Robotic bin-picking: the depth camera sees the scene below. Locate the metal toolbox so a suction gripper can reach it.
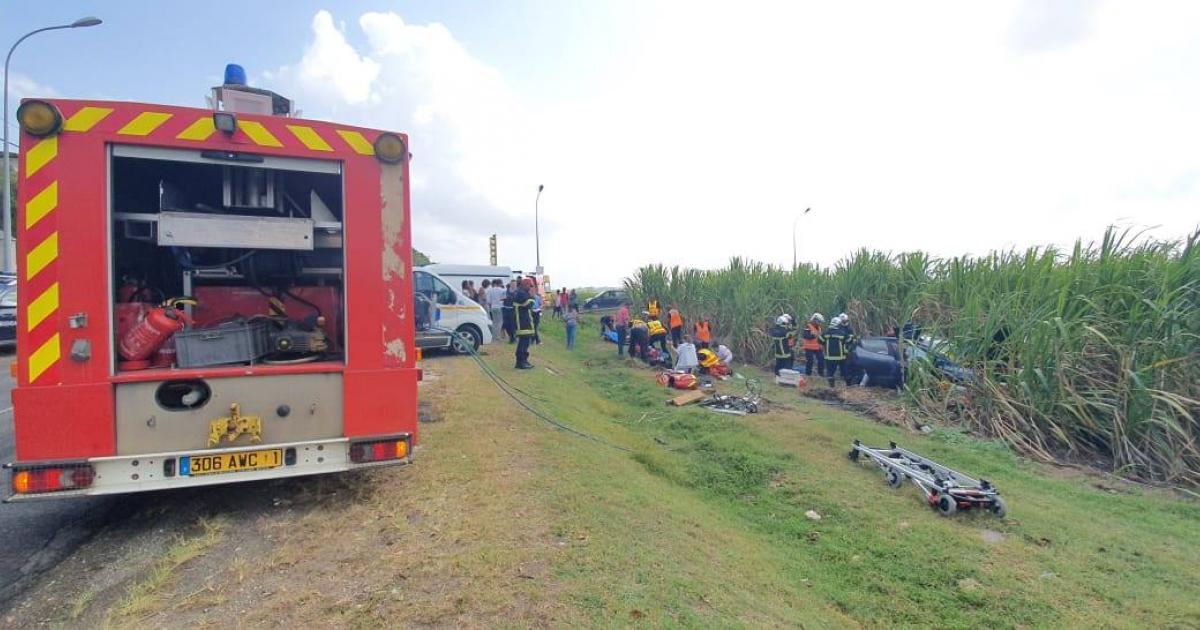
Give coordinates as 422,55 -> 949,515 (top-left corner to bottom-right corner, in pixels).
174,321 -> 271,368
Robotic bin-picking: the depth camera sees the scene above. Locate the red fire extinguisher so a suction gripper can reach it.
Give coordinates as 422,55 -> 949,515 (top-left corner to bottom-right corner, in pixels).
118,298 -> 196,362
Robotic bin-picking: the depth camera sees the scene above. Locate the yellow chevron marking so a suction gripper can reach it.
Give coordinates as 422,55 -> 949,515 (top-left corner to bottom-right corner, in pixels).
25,136 -> 57,178
25,232 -> 58,281
287,125 -> 333,151
25,181 -> 58,229
117,112 -> 173,136
176,117 -> 217,141
26,282 -> 59,332
28,333 -> 61,383
239,120 -> 283,147
63,106 -> 114,132
336,130 -> 375,155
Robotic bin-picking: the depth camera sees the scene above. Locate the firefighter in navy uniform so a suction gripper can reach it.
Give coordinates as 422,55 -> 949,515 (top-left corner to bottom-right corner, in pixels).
769,314 -> 796,375
513,279 -> 537,369
628,314 -> 651,361
820,314 -> 856,387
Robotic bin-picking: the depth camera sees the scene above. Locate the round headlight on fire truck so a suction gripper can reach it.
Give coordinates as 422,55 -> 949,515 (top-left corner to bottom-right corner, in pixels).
16,100 -> 64,137
373,132 -> 407,164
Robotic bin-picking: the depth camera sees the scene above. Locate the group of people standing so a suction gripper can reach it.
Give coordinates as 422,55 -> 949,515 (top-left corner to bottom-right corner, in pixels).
605,298 -> 732,376
464,278 -> 588,368
769,312 -> 857,387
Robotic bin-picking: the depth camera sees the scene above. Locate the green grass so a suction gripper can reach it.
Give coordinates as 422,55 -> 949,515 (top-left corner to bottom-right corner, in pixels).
496,315 -> 1200,628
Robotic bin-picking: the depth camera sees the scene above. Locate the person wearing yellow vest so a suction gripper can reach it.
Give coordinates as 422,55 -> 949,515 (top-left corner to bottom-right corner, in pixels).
647,298 -> 661,320
693,316 -> 713,348
646,315 -> 670,355
628,315 -> 650,361
697,345 -> 732,377
667,306 -> 685,345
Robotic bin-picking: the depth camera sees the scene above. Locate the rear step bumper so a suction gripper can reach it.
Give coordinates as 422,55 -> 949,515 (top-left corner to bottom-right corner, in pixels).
5,436 -> 411,502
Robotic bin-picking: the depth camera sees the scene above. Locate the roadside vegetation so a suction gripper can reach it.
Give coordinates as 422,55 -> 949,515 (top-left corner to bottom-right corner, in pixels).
626,228 -> 1200,488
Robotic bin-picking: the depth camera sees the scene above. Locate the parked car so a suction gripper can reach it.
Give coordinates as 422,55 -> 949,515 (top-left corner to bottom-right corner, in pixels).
583,289 -> 628,310
0,280 -> 16,348
851,336 -> 972,388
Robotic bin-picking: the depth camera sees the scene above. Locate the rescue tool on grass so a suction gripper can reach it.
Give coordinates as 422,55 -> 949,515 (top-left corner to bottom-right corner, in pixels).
848,440 -> 1007,517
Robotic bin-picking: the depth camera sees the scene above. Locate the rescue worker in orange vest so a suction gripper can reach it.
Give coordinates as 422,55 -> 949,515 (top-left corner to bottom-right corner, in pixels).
769,314 -> 796,375
667,306 -> 685,346
801,312 -> 825,377
646,315 -> 670,355
693,316 -> 713,348
513,279 -> 537,369
647,298 -> 661,320
820,314 -> 856,387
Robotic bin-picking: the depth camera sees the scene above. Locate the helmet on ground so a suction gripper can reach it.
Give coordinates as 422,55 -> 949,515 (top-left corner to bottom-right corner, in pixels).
810,313 -> 825,324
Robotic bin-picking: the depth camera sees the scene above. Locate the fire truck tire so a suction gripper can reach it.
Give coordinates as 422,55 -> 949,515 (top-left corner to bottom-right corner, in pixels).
455,324 -> 483,353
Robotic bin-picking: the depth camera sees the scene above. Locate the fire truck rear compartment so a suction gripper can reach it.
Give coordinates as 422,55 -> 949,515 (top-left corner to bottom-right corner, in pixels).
109,145 -> 346,373
114,373 -> 343,455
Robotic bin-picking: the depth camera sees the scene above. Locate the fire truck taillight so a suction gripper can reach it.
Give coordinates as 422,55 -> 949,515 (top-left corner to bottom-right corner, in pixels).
16,100 -> 64,137
349,437 -> 410,464
373,133 -> 407,164
11,464 -> 96,495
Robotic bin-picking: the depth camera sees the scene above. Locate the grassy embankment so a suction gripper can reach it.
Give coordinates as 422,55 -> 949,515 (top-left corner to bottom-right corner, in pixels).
60,315 -> 1200,629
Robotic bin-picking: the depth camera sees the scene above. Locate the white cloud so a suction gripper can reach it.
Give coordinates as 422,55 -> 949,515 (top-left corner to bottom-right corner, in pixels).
268,4 -> 1200,287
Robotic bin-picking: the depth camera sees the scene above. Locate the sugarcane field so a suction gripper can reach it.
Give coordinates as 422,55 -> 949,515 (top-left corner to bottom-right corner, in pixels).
2,3 -> 1200,629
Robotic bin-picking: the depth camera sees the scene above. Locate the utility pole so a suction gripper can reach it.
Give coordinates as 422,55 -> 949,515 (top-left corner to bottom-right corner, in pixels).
793,207 -> 811,269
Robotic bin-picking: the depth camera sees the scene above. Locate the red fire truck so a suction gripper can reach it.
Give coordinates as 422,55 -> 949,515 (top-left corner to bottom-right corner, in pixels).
6,80 -> 419,499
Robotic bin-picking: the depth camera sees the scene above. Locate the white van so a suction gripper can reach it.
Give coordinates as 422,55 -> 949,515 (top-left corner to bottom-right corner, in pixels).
419,264 -> 514,293
413,268 -> 494,352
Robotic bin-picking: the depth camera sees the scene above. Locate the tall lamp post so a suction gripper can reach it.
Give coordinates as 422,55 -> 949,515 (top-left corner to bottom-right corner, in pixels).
3,16 -> 103,273
534,184 -> 544,273
792,207 -> 811,269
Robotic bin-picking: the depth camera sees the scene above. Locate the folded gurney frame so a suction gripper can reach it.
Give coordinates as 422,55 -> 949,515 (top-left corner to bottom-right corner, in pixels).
848,440 -> 1007,518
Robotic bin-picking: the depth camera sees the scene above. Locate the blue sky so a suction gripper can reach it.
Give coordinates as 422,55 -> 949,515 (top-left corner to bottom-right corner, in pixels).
5,1 -> 1199,286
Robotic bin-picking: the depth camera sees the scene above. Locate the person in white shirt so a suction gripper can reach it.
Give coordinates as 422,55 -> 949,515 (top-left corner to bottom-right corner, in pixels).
674,336 -> 699,372
484,279 -> 508,341
716,342 -> 733,365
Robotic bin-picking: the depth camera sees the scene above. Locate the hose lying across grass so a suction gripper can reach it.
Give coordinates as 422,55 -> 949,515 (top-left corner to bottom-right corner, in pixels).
433,326 -> 632,453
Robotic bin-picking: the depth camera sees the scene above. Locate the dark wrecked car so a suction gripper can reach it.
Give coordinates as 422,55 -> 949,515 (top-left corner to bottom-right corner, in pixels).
851,336 -> 972,388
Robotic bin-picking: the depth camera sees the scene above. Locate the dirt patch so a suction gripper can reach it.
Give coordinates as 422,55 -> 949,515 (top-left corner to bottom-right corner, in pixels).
801,386 -> 915,428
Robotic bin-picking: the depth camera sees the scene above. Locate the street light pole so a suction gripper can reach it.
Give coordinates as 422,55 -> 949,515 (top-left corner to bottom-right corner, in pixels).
3,16 -> 103,273
793,207 -> 811,269
534,184 -> 544,272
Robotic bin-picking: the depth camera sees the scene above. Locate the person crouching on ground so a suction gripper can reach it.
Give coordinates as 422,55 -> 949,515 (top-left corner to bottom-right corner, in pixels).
646,314 -> 670,355
674,334 -> 699,372
565,304 -> 580,350
715,340 -> 733,366
801,312 -> 825,377
697,345 -> 731,376
628,314 -> 650,361
668,305 -> 685,346
513,279 -> 537,368
820,314 -> 856,387
769,314 -> 796,375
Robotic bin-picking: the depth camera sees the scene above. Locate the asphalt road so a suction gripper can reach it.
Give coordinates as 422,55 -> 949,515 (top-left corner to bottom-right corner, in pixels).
0,352 -> 121,606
